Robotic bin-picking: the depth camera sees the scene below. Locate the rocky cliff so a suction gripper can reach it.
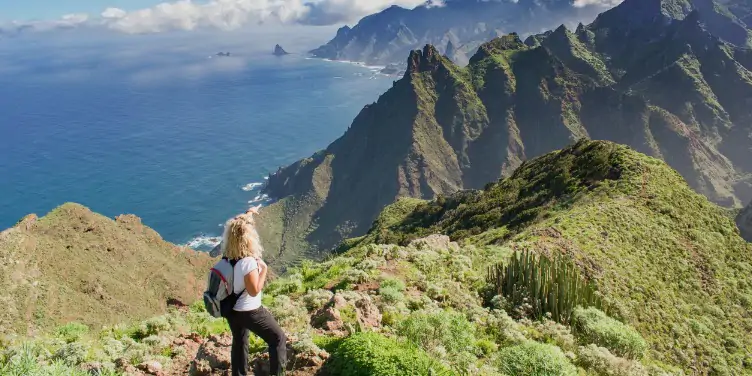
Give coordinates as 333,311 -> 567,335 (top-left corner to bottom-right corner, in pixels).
260,0 -> 752,265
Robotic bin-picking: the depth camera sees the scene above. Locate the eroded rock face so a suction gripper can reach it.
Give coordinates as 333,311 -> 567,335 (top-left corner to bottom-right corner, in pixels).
189,334 -> 232,376
738,203 -> 752,242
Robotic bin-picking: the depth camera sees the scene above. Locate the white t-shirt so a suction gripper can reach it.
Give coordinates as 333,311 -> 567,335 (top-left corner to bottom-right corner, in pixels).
233,257 -> 262,311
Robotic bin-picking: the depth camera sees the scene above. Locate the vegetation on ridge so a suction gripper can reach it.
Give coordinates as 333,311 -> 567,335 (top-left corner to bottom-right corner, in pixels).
5,140 -> 750,376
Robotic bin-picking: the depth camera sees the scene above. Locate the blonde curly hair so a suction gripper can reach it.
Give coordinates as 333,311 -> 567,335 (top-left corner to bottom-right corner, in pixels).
221,213 -> 263,260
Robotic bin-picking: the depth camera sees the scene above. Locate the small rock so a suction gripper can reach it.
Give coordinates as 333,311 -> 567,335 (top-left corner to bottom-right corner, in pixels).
80,362 -> 105,375
182,332 -> 203,343
137,361 -> 163,375
114,357 -> 130,369
311,307 -> 344,333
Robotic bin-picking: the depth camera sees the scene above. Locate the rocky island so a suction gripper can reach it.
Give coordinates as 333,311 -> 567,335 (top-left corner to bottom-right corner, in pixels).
273,44 -> 289,56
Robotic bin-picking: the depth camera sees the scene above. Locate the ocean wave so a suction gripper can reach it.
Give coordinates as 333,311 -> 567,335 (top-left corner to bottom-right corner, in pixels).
249,193 -> 271,205
241,182 -> 264,191
185,235 -> 221,250
315,57 -> 386,72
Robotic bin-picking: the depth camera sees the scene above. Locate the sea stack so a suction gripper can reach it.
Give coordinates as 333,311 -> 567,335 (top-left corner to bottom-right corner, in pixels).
273,44 -> 290,56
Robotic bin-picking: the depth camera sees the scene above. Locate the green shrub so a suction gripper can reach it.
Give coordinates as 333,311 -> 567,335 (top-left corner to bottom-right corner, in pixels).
378,286 -> 405,304
130,316 -> 172,339
101,338 -> 125,358
52,342 -> 89,366
266,273 -> 304,295
571,307 -> 647,359
397,310 -> 476,355
0,343 -> 97,376
576,344 -> 648,376
496,341 -> 577,376
268,295 -> 308,332
55,323 -> 90,343
189,300 -> 206,313
342,269 -> 370,285
380,277 -> 406,291
302,289 -> 334,311
323,332 -> 451,376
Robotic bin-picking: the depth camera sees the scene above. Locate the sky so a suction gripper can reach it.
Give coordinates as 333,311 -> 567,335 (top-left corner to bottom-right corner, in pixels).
0,0 -> 622,36
0,0 -> 160,21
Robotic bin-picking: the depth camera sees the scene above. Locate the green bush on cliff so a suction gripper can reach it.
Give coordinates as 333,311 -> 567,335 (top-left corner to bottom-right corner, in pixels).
55,323 -> 90,344
323,332 -> 451,376
397,310 -> 477,356
571,307 -> 647,359
496,341 -> 577,376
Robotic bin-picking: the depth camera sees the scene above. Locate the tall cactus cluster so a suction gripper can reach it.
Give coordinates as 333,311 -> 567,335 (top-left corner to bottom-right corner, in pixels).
488,250 -> 604,324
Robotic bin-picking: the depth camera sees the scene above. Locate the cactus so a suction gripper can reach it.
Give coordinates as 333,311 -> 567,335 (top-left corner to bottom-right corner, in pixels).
488,250 -> 604,324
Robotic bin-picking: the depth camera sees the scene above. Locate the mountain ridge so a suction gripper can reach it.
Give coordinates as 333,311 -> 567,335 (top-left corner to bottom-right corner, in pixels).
260,0 -> 752,265
0,203 -> 213,336
311,0 -> 752,66
309,0 -> 613,66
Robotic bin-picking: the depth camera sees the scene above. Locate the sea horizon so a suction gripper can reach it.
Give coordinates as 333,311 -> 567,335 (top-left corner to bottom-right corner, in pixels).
0,28 -> 395,250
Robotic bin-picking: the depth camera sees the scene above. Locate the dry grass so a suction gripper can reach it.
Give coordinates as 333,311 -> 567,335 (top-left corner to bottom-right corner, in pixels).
0,203 -> 214,337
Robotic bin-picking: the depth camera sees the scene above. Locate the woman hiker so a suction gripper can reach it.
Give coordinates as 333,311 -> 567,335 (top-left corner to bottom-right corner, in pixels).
221,206 -> 287,376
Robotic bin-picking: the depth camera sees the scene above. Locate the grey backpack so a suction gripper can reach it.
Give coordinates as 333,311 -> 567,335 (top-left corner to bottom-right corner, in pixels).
203,258 -> 237,318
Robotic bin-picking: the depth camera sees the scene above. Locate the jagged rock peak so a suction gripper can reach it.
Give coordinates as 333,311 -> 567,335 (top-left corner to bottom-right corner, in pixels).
554,24 -> 569,34
406,44 -> 445,75
471,33 -> 526,62
336,25 -> 351,37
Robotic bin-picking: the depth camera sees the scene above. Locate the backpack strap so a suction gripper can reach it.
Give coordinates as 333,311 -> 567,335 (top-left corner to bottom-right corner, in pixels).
210,267 -> 232,295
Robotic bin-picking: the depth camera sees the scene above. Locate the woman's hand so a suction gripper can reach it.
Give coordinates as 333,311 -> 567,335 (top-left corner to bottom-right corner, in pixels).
246,205 -> 261,216
256,258 -> 268,271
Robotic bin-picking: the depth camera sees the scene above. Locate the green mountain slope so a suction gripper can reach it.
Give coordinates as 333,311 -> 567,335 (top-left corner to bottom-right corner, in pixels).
0,203 -> 213,336
260,0 -> 752,266
355,140 -> 752,374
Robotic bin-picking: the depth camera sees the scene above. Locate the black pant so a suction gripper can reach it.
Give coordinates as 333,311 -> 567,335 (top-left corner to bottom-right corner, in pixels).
227,307 -> 287,376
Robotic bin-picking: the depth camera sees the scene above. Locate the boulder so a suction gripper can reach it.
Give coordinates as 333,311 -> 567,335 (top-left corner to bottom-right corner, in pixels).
137,360 -> 163,375
189,334 -> 232,375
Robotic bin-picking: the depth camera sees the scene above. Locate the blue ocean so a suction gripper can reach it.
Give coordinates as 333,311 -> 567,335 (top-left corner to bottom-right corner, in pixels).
0,27 -> 394,250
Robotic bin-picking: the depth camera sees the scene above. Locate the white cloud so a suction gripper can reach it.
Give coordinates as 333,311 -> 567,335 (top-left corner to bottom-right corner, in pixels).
96,0 -> 430,34
573,0 -> 623,8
